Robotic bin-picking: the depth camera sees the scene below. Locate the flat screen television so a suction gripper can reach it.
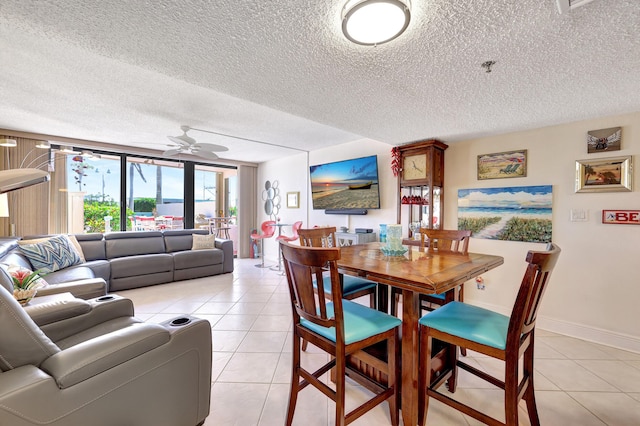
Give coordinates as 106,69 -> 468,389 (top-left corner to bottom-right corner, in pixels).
309,155 -> 381,211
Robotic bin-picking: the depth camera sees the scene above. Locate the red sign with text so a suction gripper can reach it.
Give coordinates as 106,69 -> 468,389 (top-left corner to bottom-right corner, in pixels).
602,210 -> 640,225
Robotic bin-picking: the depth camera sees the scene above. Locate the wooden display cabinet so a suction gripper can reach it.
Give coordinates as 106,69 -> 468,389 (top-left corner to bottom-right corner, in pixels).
396,139 -> 448,242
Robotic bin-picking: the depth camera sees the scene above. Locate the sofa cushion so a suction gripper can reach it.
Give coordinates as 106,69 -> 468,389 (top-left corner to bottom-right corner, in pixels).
66,235 -> 86,262
105,231 -> 165,259
18,235 -> 83,274
163,229 -> 209,252
42,264 -> 97,284
109,254 -> 173,279
74,233 -> 106,260
173,249 -> 223,270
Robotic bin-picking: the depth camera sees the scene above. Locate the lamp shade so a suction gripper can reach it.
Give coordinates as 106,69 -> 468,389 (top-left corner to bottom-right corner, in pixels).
0,169 -> 50,194
0,138 -> 17,147
342,0 -> 411,45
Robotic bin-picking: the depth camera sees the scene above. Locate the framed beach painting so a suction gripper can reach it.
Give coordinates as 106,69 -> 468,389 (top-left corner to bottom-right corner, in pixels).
458,185 -> 552,243
575,156 -> 632,193
477,150 -> 527,180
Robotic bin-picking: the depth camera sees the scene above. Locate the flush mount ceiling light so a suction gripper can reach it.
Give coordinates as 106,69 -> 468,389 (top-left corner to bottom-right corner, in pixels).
342,0 -> 411,46
35,140 -> 51,149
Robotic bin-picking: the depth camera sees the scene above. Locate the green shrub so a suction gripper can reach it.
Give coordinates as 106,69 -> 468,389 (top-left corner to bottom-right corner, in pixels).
134,197 -> 156,213
84,201 -> 134,232
497,217 -> 552,243
458,216 -> 501,234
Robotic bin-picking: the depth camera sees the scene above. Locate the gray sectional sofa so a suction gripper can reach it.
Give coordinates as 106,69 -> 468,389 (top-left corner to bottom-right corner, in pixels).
0,229 -> 234,298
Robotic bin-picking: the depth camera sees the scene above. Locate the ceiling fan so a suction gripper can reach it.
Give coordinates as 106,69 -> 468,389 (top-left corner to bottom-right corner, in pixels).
164,125 -> 229,160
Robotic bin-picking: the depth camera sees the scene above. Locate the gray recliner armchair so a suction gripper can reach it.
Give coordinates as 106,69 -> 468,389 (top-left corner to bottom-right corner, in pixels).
0,268 -> 212,426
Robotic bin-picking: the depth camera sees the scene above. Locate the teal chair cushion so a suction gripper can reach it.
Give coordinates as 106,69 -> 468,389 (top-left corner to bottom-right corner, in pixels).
419,301 -> 509,350
319,275 -> 377,296
301,300 -> 401,345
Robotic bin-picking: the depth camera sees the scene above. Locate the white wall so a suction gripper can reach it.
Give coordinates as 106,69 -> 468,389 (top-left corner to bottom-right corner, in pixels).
257,139 -> 396,261
259,112 -> 640,352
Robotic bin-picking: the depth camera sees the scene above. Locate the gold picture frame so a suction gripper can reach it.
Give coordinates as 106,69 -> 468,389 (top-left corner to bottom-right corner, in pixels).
575,156 -> 633,193
286,191 -> 300,208
477,149 -> 527,180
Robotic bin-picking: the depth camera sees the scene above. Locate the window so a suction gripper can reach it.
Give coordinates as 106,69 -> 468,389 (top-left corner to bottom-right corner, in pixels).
127,158 -> 184,231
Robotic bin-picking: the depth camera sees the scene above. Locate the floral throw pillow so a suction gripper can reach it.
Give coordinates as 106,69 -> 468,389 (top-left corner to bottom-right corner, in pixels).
18,235 -> 83,273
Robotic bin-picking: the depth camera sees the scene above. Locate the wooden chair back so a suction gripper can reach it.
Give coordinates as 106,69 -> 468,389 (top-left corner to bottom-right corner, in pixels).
280,241 -> 344,336
298,226 -> 338,248
508,242 -> 561,346
419,229 -> 471,254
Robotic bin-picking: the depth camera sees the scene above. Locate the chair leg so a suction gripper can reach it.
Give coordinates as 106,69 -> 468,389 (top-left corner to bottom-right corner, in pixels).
418,329 -> 433,426
334,347 -> 347,426
286,334 -> 301,426
390,288 -> 400,317
388,330 -> 399,426
504,356 -> 520,426
523,341 -> 541,426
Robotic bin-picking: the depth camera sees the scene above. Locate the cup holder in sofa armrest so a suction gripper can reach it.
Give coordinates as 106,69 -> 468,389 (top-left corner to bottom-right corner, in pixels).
169,317 -> 192,326
96,295 -> 116,302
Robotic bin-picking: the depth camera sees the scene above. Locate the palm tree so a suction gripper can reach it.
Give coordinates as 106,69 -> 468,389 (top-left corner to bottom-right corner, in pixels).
584,165 -> 595,184
155,165 -> 163,205
128,163 -> 146,210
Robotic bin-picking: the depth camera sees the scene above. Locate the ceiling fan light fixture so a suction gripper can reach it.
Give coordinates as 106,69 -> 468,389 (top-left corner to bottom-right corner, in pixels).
342,0 -> 411,46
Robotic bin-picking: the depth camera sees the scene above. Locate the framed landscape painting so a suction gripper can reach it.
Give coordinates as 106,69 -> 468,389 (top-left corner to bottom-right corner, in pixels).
458,185 -> 552,243
477,150 -> 527,180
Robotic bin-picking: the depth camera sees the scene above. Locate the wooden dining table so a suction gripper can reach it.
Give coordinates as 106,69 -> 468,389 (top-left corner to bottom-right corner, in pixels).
337,242 -> 504,426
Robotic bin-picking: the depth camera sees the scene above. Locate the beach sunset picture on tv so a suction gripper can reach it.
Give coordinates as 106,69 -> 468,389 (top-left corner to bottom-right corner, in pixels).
309,155 -> 381,210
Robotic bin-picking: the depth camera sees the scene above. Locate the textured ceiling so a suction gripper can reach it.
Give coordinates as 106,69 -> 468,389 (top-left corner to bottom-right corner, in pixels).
0,0 -> 639,163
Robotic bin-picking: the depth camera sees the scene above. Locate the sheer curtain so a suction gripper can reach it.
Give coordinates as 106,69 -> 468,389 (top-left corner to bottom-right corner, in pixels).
236,164 -> 257,258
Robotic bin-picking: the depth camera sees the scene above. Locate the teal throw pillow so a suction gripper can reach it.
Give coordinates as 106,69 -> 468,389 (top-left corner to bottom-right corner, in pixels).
18,235 -> 83,274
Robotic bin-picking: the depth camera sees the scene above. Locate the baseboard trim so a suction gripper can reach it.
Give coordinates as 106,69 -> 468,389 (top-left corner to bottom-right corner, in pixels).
474,301 -> 640,354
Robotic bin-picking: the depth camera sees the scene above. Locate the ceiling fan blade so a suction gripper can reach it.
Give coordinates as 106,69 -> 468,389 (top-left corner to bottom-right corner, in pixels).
168,133 -> 196,146
193,142 -> 229,152
163,148 -> 183,156
195,150 -> 219,160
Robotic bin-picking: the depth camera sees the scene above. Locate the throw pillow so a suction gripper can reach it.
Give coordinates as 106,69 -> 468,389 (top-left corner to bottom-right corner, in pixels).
18,235 -> 83,273
192,233 -> 216,250
65,235 -> 86,262
19,235 -> 86,264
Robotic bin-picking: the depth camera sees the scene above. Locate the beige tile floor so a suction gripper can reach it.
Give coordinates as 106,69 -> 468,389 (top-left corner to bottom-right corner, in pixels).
117,258 -> 640,426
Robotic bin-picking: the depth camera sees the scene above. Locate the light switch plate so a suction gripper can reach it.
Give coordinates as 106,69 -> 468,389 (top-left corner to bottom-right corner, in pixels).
570,209 -> 588,222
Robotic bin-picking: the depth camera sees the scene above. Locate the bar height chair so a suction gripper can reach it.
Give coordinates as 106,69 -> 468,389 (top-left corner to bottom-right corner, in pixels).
418,243 -> 561,426
273,220 -> 303,272
280,241 -> 401,426
298,226 -> 379,351
250,220 -> 276,268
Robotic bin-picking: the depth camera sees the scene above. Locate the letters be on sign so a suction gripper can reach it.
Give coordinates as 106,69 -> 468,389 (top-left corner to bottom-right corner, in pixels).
602,210 -> 640,225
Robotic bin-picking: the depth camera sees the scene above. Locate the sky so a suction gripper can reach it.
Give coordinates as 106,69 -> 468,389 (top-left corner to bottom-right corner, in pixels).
66,157 -> 233,202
